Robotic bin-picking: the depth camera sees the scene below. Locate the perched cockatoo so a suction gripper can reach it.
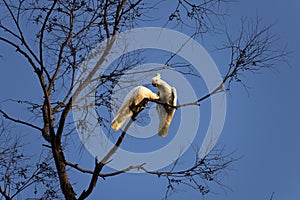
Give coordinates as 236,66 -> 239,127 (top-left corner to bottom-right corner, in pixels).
152,74 -> 177,137
111,86 -> 159,131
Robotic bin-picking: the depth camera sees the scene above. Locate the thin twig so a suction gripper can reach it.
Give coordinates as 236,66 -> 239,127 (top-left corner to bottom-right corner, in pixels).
0,109 -> 42,131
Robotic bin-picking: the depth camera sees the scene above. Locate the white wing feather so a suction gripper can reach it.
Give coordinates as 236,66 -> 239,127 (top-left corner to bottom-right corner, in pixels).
111,86 -> 159,131
157,85 -> 177,137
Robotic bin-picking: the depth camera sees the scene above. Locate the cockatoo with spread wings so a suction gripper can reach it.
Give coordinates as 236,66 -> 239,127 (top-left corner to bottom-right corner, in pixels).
152,74 -> 177,137
111,86 -> 159,131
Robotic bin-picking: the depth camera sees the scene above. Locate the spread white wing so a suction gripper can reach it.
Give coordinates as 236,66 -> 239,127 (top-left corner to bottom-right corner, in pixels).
111,86 -> 159,131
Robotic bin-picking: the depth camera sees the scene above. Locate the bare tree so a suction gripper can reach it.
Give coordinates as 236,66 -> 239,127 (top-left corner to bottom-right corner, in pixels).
0,0 -> 287,199
0,119 -> 60,200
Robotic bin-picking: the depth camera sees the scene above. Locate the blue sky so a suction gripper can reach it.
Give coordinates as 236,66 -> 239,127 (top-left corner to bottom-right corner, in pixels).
82,1 -> 300,199
0,0 -> 300,200
215,1 -> 300,199
87,1 -> 300,199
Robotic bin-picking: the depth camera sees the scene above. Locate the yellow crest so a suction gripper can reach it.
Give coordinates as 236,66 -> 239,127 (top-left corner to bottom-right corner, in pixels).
155,73 -> 161,79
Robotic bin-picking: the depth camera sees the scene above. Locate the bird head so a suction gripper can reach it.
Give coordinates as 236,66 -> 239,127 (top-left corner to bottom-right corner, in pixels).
151,73 -> 161,87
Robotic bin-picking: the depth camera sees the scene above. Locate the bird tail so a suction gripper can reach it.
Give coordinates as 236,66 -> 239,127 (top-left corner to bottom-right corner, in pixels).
158,123 -> 170,137
157,109 -> 175,137
111,107 -> 132,131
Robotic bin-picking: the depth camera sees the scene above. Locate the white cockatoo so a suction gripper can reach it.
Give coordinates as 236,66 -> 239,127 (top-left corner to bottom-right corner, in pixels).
152,74 -> 177,137
111,86 -> 159,131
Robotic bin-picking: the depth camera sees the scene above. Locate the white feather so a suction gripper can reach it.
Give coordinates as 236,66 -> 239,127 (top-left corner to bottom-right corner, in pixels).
152,76 -> 177,137
111,86 -> 159,131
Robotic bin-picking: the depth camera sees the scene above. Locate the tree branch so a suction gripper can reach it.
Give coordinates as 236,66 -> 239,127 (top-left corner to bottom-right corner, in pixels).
65,161 -> 146,179
0,109 -> 42,131
0,186 -> 11,200
2,0 -> 41,65
78,118 -> 133,200
39,0 -> 57,82
47,2 -> 74,95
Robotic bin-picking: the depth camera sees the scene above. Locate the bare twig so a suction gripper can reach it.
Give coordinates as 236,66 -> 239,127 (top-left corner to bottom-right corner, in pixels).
0,109 -> 42,131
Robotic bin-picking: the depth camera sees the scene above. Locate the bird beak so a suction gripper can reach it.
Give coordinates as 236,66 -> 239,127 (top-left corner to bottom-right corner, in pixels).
152,83 -> 158,87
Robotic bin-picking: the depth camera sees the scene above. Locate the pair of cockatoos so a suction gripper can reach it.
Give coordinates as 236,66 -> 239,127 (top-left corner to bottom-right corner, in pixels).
111,74 -> 177,137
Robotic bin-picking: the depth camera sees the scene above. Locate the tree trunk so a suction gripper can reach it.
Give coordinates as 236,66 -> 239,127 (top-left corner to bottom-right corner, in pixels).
52,142 -> 77,200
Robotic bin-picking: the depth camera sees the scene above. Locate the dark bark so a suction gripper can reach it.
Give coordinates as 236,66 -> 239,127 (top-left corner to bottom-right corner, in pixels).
52,140 -> 77,200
